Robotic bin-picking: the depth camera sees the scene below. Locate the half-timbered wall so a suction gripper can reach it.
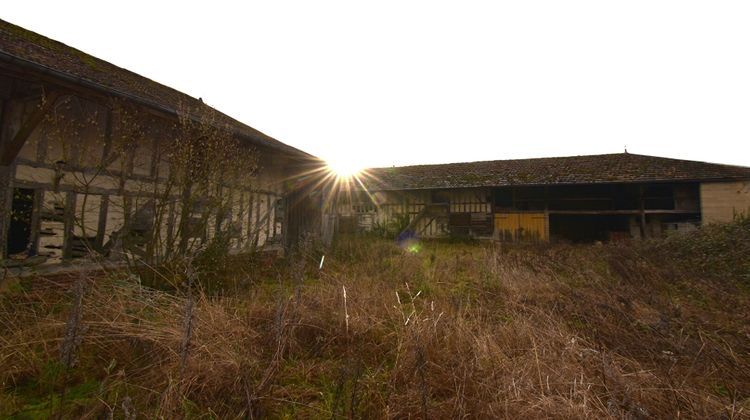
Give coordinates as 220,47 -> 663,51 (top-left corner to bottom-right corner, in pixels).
332,188 -> 493,238
0,74 -> 293,265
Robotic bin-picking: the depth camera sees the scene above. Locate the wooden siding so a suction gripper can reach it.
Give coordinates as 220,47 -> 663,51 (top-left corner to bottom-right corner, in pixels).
494,212 -> 548,242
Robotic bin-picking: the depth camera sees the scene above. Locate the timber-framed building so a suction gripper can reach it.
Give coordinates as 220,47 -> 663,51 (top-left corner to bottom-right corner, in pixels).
334,153 -> 750,242
0,19 -> 322,268
3,18 -> 750,268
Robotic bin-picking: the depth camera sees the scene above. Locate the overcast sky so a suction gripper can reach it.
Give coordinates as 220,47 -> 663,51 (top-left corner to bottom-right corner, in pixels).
4,1 -> 750,169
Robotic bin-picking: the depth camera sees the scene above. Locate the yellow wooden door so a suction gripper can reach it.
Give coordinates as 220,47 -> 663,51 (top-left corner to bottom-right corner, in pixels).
518,213 -> 547,241
494,213 -> 516,241
494,212 -> 548,242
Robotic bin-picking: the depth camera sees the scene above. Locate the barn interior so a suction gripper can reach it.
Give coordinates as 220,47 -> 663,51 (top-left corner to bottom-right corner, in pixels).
492,183 -> 701,242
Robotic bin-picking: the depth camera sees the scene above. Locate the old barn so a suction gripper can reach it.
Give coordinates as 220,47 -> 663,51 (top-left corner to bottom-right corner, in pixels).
3,18 -> 750,268
0,19 -> 322,268
333,153 -> 750,242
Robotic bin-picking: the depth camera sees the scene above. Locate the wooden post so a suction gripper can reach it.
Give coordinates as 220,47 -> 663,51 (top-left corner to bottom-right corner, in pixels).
62,191 -> 77,260
95,194 -> 109,251
250,191 -> 255,248
639,185 -> 646,239
272,194 -> 280,238
0,96 -> 11,259
266,193 -> 272,240
253,192 -> 260,248
544,186 -> 550,242
0,165 -> 11,258
30,188 -> 43,254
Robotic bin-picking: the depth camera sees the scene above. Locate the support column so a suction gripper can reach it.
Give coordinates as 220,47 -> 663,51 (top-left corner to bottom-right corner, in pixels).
0,165 -> 12,258
0,95 -> 11,259
95,194 -> 109,251
266,193 -> 272,240
544,186 -> 550,242
639,185 -> 646,239
62,191 -> 77,260
30,188 -> 43,255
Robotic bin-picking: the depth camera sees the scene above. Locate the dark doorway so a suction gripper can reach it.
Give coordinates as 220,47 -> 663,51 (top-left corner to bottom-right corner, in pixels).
7,188 -> 35,255
284,189 -> 322,249
550,214 -> 631,243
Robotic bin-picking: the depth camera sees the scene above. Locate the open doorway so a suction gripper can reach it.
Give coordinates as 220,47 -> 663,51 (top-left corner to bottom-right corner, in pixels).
549,214 -> 631,243
7,188 -> 36,256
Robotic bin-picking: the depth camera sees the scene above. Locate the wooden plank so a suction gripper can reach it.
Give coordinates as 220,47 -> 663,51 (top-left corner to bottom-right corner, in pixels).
494,213 -> 515,241
548,210 -> 640,215
495,212 -> 548,242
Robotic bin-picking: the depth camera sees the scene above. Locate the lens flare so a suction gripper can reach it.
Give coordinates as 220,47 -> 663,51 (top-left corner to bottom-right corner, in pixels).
327,160 -> 363,179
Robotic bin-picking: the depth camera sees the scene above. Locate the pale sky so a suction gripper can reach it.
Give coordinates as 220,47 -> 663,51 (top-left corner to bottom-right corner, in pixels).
4,1 -> 750,169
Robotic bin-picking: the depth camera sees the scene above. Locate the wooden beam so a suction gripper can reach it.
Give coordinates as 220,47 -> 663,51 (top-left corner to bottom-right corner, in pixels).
0,93 -> 14,258
29,188 -> 43,255
95,195 -> 109,250
549,210 -> 640,215
0,165 -> 11,258
0,90 -> 62,165
247,191 -> 254,249
547,209 -> 696,215
544,186 -> 550,242
639,185 -> 646,239
252,193 -> 260,249
62,191 -> 76,260
266,193 -> 272,240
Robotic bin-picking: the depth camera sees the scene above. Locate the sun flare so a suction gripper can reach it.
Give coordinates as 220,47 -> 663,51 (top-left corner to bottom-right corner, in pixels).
326,159 -> 364,179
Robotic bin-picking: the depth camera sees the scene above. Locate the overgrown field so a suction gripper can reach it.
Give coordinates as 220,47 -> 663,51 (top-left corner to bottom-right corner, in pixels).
1,219 -> 749,418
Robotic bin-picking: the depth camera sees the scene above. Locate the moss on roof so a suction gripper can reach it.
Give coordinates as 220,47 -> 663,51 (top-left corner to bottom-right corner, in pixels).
362,153 -> 750,191
0,19 -> 311,157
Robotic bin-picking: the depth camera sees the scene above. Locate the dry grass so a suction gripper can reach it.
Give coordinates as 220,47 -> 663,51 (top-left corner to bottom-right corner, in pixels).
1,221 -> 749,418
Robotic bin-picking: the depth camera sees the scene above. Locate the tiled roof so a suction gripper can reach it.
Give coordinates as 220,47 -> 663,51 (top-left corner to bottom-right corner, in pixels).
0,19 -> 311,157
363,153 -> 750,191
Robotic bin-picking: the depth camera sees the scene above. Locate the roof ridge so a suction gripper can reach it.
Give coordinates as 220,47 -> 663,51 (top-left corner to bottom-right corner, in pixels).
369,153 -> 750,172
363,153 -> 750,191
369,152 -> 628,171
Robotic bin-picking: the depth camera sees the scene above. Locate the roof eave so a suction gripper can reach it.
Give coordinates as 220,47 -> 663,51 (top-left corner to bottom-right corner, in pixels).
0,50 -> 314,159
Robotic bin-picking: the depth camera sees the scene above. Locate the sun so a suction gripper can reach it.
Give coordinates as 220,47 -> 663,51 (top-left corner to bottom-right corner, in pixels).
326,159 -> 364,179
